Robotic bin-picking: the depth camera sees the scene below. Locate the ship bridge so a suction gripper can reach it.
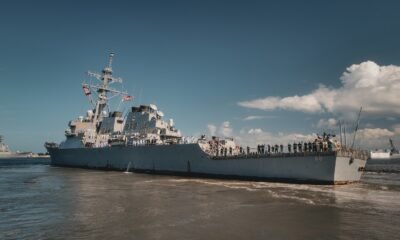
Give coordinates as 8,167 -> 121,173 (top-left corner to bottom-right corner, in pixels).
123,104 -> 182,144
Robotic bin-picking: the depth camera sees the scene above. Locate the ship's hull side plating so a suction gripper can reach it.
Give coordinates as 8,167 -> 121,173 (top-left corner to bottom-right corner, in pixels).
48,144 -> 366,184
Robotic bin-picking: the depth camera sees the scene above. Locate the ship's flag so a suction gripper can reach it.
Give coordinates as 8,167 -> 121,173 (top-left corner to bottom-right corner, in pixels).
123,95 -> 133,101
83,85 -> 91,96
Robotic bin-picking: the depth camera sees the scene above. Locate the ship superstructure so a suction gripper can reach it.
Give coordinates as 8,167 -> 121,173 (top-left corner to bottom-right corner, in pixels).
0,135 -> 10,153
370,138 -> 400,159
0,135 -> 32,158
61,53 -> 128,149
46,54 -> 369,184
59,53 -> 182,150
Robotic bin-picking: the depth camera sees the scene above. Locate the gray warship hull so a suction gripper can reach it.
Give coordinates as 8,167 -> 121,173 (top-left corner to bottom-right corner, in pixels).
47,144 -> 367,184
0,152 -> 32,159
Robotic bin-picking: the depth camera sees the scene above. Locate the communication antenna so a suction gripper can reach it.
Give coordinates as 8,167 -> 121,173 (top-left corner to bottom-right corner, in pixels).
351,107 -> 363,149
108,52 -> 114,69
339,120 -> 343,146
343,123 -> 347,148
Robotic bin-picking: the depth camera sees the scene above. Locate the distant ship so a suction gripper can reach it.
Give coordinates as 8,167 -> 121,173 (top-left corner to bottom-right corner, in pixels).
0,135 -> 32,158
45,54 -> 369,184
370,138 -> 400,159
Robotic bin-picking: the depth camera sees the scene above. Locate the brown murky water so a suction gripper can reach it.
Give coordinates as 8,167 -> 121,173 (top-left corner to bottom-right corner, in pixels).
1,160 -> 399,240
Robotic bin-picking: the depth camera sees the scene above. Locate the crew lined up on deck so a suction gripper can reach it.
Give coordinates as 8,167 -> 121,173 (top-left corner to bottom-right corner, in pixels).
250,133 -> 336,155
216,141 -> 334,157
253,141 -> 333,154
210,132 -> 337,157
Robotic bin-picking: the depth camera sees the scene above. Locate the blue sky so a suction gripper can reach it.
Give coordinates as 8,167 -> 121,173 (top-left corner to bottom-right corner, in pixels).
1,0 -> 400,152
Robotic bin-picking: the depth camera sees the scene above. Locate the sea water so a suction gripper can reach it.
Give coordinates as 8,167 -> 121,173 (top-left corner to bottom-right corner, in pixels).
0,159 -> 399,240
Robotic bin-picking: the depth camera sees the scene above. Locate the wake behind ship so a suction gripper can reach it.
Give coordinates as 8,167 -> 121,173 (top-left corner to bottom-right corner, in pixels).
45,54 -> 369,184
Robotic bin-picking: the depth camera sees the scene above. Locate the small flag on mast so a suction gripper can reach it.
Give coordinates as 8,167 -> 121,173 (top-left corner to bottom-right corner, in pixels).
82,84 -> 91,96
123,95 -> 133,101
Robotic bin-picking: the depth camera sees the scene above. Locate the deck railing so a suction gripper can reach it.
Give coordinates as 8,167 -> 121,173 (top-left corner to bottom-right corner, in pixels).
211,149 -> 370,160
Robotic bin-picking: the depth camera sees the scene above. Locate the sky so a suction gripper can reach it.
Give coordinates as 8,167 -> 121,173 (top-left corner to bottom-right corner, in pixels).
1,0 -> 400,152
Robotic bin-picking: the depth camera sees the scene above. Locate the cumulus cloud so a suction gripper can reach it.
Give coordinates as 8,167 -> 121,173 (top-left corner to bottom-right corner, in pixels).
238,61 -> 400,116
358,128 -> 395,139
220,121 -> 233,137
316,118 -> 338,129
393,124 -> 400,134
207,124 -> 217,136
208,122 -> 234,137
356,128 -> 399,149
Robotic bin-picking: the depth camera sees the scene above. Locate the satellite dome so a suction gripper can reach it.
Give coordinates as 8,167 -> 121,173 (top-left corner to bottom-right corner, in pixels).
157,111 -> 164,117
149,104 -> 158,111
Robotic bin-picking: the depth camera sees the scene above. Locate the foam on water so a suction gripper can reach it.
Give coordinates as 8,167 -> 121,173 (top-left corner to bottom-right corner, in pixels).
152,173 -> 400,210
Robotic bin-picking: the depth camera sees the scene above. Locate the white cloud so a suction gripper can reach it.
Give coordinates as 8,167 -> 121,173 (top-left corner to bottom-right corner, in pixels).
393,124 -> 400,134
243,115 -> 278,121
239,95 -> 322,113
248,128 -> 263,135
243,116 -> 265,121
316,118 -> 338,129
238,61 -> 400,116
358,128 -> 395,139
208,122 -> 233,137
356,128 -> 398,149
207,124 -> 217,136
221,121 -> 233,137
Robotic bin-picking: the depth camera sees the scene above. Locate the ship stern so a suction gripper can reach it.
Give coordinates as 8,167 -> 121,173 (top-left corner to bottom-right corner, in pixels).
333,151 -> 368,184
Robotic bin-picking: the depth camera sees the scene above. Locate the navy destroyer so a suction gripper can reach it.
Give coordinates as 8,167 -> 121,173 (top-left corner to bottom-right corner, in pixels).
0,135 -> 32,158
45,54 -> 369,184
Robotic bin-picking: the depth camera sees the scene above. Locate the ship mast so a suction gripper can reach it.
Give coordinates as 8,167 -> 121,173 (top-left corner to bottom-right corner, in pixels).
351,107 -> 362,149
85,53 -> 128,131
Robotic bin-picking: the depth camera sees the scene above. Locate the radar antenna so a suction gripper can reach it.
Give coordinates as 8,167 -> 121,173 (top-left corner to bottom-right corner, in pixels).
82,53 -> 129,129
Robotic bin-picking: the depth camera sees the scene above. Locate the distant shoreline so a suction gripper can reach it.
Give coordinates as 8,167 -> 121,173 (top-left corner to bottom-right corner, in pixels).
0,157 -> 50,165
